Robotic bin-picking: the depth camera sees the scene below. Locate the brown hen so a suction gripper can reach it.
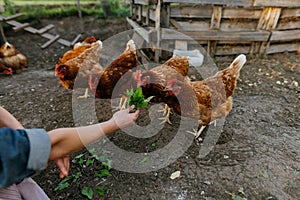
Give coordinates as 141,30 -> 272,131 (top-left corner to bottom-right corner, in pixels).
0,42 -> 27,74
89,40 -> 138,109
55,37 -> 103,98
165,54 -> 246,139
137,56 -> 190,123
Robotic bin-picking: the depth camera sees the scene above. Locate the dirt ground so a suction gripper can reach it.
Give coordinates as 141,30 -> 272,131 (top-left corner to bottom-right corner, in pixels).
0,16 -> 299,200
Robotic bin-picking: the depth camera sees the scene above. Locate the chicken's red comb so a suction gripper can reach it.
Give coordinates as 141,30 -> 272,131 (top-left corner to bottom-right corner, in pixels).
4,68 -> 13,75
55,64 -> 59,73
167,78 -> 177,87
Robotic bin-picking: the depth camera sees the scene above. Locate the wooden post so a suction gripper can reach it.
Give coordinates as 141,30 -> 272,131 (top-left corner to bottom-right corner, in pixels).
208,5 -> 222,57
251,7 -> 281,56
137,5 -> 142,22
0,24 -> 7,44
77,0 -> 82,19
144,5 -> 149,26
258,7 -> 281,56
154,0 -> 161,62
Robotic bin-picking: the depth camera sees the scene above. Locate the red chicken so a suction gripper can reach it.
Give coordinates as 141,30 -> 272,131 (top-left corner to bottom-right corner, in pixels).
165,54 -> 246,139
137,56 -> 190,123
89,39 -> 138,109
0,42 -> 27,74
55,37 -> 103,98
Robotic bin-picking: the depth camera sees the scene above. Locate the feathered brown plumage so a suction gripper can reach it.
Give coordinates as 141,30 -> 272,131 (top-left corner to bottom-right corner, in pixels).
165,54 -> 246,138
137,56 -> 190,123
89,40 -> 138,101
55,37 -> 103,98
0,42 -> 27,74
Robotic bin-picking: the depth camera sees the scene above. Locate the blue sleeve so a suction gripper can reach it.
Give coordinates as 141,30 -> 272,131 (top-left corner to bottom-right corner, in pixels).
0,128 -> 50,189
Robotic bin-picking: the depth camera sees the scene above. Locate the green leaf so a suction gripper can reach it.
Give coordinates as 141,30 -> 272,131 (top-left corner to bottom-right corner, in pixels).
96,186 -> 105,196
55,182 -> 70,191
75,153 -> 85,159
263,171 -> 269,179
95,169 -> 110,178
82,186 -> 94,200
55,176 -> 72,191
151,143 -> 157,147
86,158 -> 95,167
140,155 -> 150,164
127,87 -> 153,112
73,172 -> 82,183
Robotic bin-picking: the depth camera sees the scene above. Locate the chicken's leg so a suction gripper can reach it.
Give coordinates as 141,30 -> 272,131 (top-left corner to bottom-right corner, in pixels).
158,104 -> 172,124
77,88 -> 90,99
112,95 -> 128,111
187,125 -> 206,139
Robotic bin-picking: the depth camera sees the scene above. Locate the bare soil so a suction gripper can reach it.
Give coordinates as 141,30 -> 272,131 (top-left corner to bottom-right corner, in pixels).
0,16 -> 299,200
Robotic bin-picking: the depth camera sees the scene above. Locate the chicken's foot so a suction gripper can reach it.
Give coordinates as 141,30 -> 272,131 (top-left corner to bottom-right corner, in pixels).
112,96 -> 127,111
158,104 -> 172,124
77,88 -> 90,99
210,120 -> 217,127
187,125 -> 206,139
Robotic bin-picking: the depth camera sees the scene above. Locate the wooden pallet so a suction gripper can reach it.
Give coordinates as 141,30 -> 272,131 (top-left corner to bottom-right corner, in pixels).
0,13 -> 81,49
127,0 -> 300,59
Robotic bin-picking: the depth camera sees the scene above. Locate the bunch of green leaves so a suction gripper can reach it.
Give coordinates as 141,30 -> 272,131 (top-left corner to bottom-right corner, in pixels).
126,87 -> 153,112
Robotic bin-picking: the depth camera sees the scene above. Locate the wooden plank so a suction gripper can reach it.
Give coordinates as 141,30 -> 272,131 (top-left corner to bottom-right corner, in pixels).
149,9 -> 156,21
258,7 -> 281,55
162,0 -> 253,7
162,29 -> 270,41
175,40 -> 187,50
210,6 -> 222,29
126,17 -> 152,43
142,5 -> 150,25
209,5 -> 222,56
170,5 -> 262,19
12,23 -> 30,32
57,38 -> 72,47
270,30 -> 300,41
135,0 -> 150,5
161,2 -> 170,28
222,7 -> 262,19
2,13 -> 24,21
276,19 -> 300,30
137,5 -> 142,22
37,24 -> 55,34
171,20 -> 258,32
71,34 -> 82,46
24,26 -> 38,34
267,43 -> 299,54
170,19 -> 184,29
215,45 -> 251,55
154,0 -> 161,62
41,34 -> 60,49
253,0 -> 300,8
170,5 -> 212,19
281,8 -> 300,18
134,0 -> 157,5
256,7 -> 281,30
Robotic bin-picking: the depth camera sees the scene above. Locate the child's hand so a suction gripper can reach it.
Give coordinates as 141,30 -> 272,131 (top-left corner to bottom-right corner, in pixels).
53,156 -> 70,178
111,106 -> 140,129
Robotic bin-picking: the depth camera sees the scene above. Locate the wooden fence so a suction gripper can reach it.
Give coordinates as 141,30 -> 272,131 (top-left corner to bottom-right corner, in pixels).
127,0 -> 300,58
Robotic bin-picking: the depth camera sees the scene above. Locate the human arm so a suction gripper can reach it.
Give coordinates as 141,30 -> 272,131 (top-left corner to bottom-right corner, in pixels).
0,107 -> 23,129
48,106 -> 139,160
0,128 -> 49,189
0,106 -> 69,179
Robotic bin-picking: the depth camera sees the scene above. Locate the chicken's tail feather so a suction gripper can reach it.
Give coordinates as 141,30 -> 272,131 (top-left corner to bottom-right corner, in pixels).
229,54 -> 246,74
126,40 -> 136,52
